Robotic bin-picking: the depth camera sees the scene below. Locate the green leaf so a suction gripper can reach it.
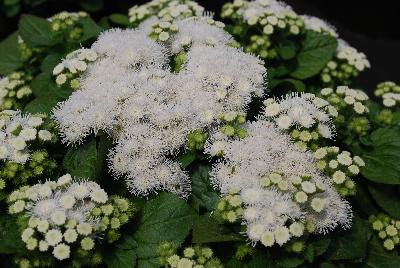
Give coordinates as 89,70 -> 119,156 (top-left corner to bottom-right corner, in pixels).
80,0 -> 105,12
192,214 -> 242,243
0,32 -> 23,75
78,17 -> 103,43
133,192 -> 196,268
303,236 -> 331,263
276,254 -> 304,268
19,15 -> 56,47
291,30 -> 337,79
40,53 -> 63,73
277,41 -> 297,60
179,151 -> 196,169
109,14 -> 131,27
368,184 -> 400,218
105,236 -> 137,268
327,216 -> 371,261
361,127 -> 400,184
24,96 -> 60,115
63,136 -> 110,180
0,215 -> 25,254
365,236 -> 400,268
269,78 -> 306,92
191,165 -> 220,211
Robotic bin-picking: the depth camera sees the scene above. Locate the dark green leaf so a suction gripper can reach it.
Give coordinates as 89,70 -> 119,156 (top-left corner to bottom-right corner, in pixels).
277,42 -> 297,60
303,236 -> 331,263
109,14 -> 131,27
105,236 -> 137,268
327,216 -> 371,261
19,15 -> 56,47
24,96 -> 60,115
133,192 -> 196,268
368,184 -> 400,218
0,215 -> 25,254
40,53 -> 63,73
78,17 -> 103,43
276,254 -> 304,268
291,31 -> 337,79
191,165 -> 220,211
179,151 -> 196,169
80,0 -> 105,12
0,32 -> 23,75
192,214 -> 242,243
63,136 -> 110,180
269,78 -> 306,92
361,127 -> 400,184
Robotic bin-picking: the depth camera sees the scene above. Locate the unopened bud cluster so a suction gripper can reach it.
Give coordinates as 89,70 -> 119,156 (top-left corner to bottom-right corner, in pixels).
221,0 -> 304,37
216,190 -> 243,223
321,42 -> 370,86
375,81 -> 400,108
7,174 -> 133,264
0,72 -> 32,111
149,19 -> 179,42
129,0 -> 204,26
53,48 -> 98,88
50,11 -> 88,42
369,214 -> 400,251
219,111 -> 247,139
319,86 -> 370,137
187,129 -> 208,151
245,35 -> 277,60
314,147 -> 364,196
159,242 -> 223,268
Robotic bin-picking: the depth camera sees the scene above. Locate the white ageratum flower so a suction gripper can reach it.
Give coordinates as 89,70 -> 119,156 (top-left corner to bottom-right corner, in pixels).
53,17 -> 266,197
206,119 -> 352,246
77,222 -> 92,235
90,189 -> 108,203
336,39 -> 370,71
53,243 -> 70,260
50,211 -> 67,226
263,93 -> 335,139
45,229 -> 63,246
64,229 -> 78,243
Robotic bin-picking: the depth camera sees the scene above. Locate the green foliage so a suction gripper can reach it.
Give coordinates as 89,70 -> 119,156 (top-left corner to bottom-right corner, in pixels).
19,15 -> 56,47
291,30 -> 338,79
361,127 -> 400,184
190,165 -> 220,211
132,192 -> 196,267
63,135 -> 111,181
0,32 -> 23,75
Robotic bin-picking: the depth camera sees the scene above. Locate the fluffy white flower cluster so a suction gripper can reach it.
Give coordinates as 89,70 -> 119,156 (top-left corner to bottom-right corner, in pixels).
263,93 -> 337,139
221,0 -> 304,35
320,86 -> 369,115
336,40 -> 370,72
375,81 -> 400,108
8,174 -> 109,260
53,16 -> 266,197
301,15 -> 338,37
0,72 -> 32,111
206,119 -> 352,246
315,147 -> 365,196
128,0 -> 204,25
53,48 -> 98,88
0,110 -> 53,163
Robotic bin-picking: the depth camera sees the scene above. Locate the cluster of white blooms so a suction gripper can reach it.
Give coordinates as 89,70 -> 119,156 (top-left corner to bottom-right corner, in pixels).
0,72 -> 32,111
221,0 -> 304,36
301,15 -> 338,37
206,119 -> 352,247
53,16 -> 266,197
314,147 -> 365,196
336,40 -> 370,72
375,81 -> 400,108
128,0 -> 204,25
48,11 -> 88,38
263,93 -> 337,140
321,40 -> 370,85
0,110 -> 53,163
53,48 -> 98,88
8,174 -> 131,261
320,86 -> 369,115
